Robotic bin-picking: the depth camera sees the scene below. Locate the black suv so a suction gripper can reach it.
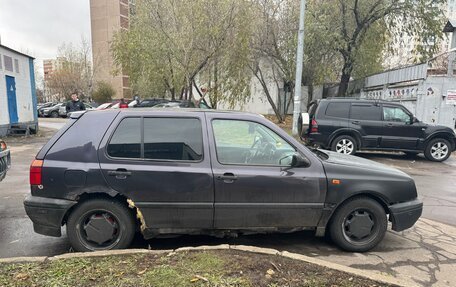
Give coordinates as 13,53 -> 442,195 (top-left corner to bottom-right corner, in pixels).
24,109 -> 422,252
302,99 -> 456,162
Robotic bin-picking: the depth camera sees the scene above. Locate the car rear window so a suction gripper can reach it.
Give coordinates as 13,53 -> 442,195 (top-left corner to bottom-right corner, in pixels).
350,104 -> 381,121
325,102 -> 350,118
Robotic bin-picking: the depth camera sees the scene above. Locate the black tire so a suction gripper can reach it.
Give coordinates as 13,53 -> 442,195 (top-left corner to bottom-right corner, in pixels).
424,138 -> 452,162
331,135 -> 357,155
50,111 -> 59,118
329,197 -> 387,252
66,199 -> 136,252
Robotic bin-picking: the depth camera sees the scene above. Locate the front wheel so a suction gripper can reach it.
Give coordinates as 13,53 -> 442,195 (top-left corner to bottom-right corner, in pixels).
66,199 -> 136,252
329,197 -> 387,252
50,111 -> 59,118
331,135 -> 357,155
424,138 -> 451,162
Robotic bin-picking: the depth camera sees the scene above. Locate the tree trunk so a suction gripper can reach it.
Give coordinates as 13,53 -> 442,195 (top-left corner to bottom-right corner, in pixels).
307,83 -> 313,108
213,60 -> 218,109
253,66 -> 283,123
337,61 -> 353,97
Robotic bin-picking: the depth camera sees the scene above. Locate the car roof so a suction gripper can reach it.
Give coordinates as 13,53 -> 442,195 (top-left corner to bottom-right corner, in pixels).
320,98 -> 400,105
82,108 -> 265,119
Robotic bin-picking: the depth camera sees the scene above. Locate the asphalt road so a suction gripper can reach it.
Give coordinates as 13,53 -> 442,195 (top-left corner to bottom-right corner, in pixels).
1,118 -> 455,261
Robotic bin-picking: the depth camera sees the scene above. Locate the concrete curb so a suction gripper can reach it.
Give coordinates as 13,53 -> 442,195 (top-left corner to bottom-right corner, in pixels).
0,245 -> 413,287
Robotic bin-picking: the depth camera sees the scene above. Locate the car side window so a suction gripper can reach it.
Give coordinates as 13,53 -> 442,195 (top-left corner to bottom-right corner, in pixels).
383,106 -> 411,123
143,118 -> 203,161
212,119 -> 296,166
325,102 -> 350,118
350,104 -> 381,121
107,118 -> 141,158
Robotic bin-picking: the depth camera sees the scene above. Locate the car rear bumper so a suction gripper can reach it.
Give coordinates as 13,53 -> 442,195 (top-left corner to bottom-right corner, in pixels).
303,133 -> 327,148
24,196 -> 77,237
389,198 -> 423,232
0,149 -> 11,181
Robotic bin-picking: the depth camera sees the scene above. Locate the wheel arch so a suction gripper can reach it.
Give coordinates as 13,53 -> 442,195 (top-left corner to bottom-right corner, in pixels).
329,129 -> 362,149
61,192 -> 137,227
424,132 -> 455,150
328,192 -> 391,226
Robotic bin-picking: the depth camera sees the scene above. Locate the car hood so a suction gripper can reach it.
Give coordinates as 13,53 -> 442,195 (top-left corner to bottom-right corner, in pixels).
319,150 -> 410,178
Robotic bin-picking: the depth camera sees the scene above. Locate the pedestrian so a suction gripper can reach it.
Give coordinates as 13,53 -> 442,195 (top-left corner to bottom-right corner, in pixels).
119,98 -> 128,109
66,92 -> 86,114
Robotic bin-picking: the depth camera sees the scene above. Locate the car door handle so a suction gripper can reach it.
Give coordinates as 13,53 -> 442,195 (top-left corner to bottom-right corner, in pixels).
108,169 -> 132,179
386,123 -> 394,127
216,173 -> 237,183
352,121 -> 360,125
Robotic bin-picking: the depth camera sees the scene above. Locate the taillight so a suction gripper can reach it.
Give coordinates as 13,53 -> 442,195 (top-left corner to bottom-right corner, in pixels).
310,119 -> 319,133
30,159 -> 43,186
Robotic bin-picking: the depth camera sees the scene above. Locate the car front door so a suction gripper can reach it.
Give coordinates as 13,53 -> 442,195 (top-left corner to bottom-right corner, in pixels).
349,103 -> 383,148
206,114 -> 326,229
98,113 -> 214,231
381,105 -> 424,149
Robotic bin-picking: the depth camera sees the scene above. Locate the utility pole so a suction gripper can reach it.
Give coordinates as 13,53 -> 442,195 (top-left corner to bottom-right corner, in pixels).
292,0 -> 307,135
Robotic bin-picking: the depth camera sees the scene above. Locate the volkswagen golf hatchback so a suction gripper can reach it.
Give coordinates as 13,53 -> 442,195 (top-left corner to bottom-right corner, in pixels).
24,109 -> 422,252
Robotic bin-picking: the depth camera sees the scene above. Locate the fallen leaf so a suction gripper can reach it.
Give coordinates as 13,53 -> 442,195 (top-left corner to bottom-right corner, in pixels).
195,275 -> 209,282
266,269 -> 275,276
137,269 -> 147,275
348,277 -> 353,281
190,277 -> 200,282
14,273 -> 29,281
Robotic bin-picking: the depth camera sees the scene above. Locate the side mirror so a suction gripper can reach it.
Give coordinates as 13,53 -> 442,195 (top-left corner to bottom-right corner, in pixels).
413,116 -> 419,123
291,153 -> 311,168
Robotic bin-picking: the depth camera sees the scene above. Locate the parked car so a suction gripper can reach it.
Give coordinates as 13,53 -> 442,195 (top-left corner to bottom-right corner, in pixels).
0,140 -> 11,182
40,103 -> 65,118
135,98 -> 169,108
60,102 -> 94,118
24,109 -> 422,252
153,101 -> 210,109
96,103 -> 114,110
301,99 -> 456,162
37,102 -> 56,117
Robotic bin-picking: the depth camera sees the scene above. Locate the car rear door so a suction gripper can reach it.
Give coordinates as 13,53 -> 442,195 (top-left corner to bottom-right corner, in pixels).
98,112 -> 214,230
380,104 -> 423,149
206,113 -> 326,229
349,103 -> 383,148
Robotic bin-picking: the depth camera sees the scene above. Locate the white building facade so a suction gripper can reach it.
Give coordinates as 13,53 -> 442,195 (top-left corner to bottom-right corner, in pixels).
0,44 -> 38,136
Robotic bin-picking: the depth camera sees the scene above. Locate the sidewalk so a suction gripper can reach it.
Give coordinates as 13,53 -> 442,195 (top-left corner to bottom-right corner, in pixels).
312,219 -> 456,286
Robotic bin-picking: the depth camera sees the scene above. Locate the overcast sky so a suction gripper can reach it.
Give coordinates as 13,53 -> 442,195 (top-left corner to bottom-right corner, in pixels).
0,0 -> 91,77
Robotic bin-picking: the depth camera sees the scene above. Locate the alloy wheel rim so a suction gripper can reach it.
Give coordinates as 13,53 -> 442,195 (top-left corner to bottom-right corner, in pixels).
430,142 -> 449,160
336,139 -> 354,154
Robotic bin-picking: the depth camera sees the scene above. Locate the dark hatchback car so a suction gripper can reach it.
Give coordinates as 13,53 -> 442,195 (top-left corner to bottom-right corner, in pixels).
301,99 -> 456,162
24,109 -> 422,252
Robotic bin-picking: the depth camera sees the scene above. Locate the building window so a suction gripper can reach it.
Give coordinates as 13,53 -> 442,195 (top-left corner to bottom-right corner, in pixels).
14,59 -> 19,73
3,55 -> 13,72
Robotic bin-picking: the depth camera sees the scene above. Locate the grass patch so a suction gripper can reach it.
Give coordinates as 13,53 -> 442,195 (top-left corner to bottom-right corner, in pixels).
0,250 -> 392,287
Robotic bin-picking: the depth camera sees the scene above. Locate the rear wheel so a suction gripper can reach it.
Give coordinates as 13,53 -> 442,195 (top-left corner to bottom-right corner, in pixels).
66,199 -> 136,252
331,135 -> 357,155
329,197 -> 387,252
50,111 -> 59,118
424,138 -> 451,162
